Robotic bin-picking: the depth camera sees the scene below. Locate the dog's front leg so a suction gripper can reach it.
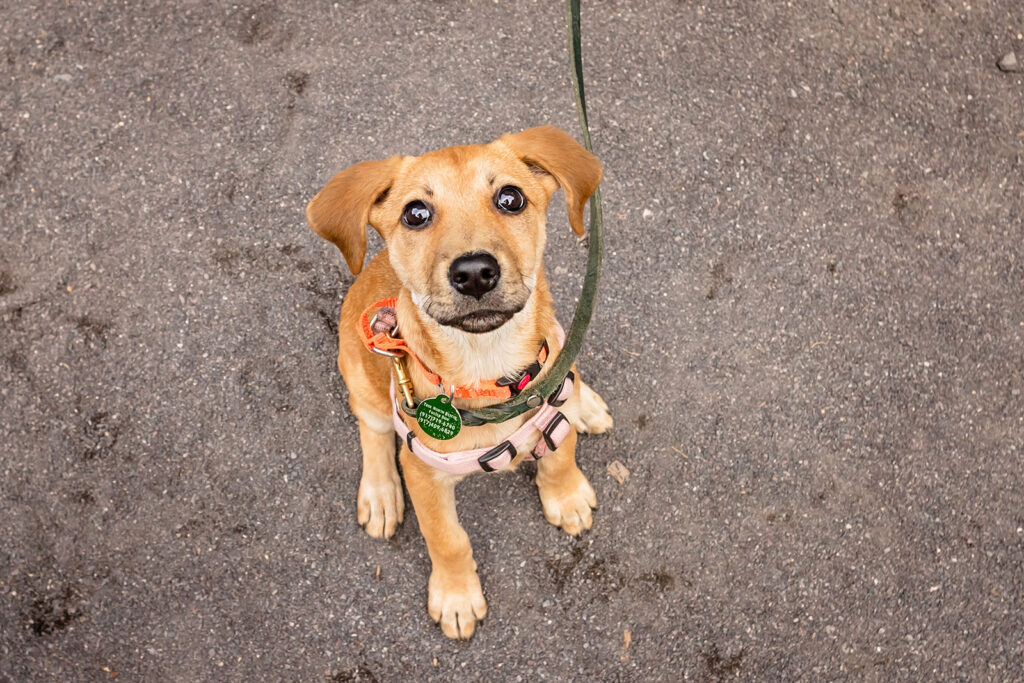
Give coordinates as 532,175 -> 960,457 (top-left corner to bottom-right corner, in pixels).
535,429 -> 597,536
399,449 -> 487,639
354,416 -> 404,538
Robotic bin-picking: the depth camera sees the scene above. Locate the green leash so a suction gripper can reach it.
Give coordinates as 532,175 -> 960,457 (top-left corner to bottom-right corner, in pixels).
454,0 -> 603,426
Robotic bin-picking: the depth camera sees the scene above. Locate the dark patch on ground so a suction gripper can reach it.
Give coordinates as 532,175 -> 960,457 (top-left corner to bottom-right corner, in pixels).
175,517 -> 204,540
28,586 -> 80,637
71,487 -> 96,506
330,664 -> 379,682
79,411 -> 118,460
302,272 -> 343,301
546,543 -> 587,591
70,314 -> 112,346
892,190 -> 923,226
1,143 -> 21,187
764,510 -> 793,524
637,569 -> 676,591
228,4 -> 281,46
703,645 -> 745,677
706,260 -> 733,301
285,70 -> 308,97
547,546 -> 630,596
2,348 -> 28,374
231,521 -> 255,536
212,245 -> 254,271
0,270 -> 15,296
316,307 -> 338,338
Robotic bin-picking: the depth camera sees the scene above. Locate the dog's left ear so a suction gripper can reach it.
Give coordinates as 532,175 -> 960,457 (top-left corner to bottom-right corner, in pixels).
306,156 -> 401,275
500,126 -> 603,235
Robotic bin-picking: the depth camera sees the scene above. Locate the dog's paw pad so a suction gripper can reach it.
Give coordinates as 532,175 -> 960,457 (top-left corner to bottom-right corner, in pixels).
357,476 -> 404,539
428,571 -> 487,639
539,474 -> 597,536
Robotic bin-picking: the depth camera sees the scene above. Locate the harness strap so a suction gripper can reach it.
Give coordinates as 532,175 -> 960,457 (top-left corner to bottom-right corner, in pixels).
392,373 -> 576,474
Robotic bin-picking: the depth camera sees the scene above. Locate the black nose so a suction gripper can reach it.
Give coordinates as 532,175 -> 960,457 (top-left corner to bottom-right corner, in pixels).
448,252 -> 501,300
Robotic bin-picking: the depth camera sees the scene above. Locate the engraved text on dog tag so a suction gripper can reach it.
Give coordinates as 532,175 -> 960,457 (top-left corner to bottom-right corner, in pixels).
417,394 -> 462,440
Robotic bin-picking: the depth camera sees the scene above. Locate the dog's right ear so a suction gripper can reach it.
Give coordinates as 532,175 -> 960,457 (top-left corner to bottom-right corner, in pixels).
306,156 -> 401,275
500,126 -> 602,236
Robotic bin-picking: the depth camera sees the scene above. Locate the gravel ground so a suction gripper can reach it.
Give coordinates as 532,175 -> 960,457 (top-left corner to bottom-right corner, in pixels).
2,1 -> 1023,680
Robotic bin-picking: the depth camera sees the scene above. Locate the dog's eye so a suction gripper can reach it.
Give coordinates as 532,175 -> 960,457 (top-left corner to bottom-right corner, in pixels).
494,186 -> 526,214
401,200 -> 432,229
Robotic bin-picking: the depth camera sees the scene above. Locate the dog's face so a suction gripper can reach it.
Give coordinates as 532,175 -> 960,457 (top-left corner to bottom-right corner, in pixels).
307,126 -> 602,333
372,144 -> 552,333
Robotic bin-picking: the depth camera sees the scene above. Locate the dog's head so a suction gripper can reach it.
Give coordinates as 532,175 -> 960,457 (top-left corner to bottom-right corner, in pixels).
306,126 -> 602,333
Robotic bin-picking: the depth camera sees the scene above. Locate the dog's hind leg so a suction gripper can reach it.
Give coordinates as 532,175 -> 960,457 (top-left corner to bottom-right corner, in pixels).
568,376 -> 614,435
535,429 -> 597,536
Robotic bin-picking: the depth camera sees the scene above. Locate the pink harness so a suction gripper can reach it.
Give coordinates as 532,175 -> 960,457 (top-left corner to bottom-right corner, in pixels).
389,325 -> 575,475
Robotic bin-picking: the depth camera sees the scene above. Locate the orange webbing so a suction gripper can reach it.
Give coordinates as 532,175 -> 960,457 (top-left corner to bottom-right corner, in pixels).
358,299 -> 555,401
358,298 -> 405,355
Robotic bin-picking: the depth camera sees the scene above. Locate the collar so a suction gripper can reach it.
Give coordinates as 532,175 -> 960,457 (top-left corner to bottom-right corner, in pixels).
359,298 -> 552,401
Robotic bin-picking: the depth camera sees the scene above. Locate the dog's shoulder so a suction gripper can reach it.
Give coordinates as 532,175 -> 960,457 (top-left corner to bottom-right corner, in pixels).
341,250 -> 400,316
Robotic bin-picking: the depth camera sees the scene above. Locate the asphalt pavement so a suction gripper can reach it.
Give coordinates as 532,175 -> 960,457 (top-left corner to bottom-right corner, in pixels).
2,0 -> 1023,680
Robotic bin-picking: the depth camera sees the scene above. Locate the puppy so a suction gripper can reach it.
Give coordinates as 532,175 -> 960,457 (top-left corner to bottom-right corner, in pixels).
306,126 -> 613,639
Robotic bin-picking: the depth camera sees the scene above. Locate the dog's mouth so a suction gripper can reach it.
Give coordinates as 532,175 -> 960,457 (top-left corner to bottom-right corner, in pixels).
433,307 -> 522,334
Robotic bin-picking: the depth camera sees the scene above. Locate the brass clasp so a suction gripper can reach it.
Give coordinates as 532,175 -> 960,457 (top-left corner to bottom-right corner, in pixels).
391,355 -> 416,409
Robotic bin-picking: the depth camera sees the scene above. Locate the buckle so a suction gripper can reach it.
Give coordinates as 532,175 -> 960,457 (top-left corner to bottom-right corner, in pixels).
477,440 -> 516,472
547,371 -> 576,407
496,342 -> 547,396
406,430 -> 416,452
541,412 -> 569,451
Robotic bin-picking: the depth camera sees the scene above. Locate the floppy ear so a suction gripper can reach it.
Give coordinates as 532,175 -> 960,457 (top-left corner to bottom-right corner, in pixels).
305,156 -> 401,274
500,126 -> 603,235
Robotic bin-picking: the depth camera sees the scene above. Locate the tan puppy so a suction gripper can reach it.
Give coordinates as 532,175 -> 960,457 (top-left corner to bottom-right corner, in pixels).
306,126 -> 613,639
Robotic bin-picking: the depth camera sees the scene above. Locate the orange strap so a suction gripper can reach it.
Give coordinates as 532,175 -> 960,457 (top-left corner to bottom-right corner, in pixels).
358,299 -> 549,400
359,298 -> 406,355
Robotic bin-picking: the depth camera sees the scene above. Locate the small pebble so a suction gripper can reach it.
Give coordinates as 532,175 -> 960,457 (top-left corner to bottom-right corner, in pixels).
641,208 -> 654,220
997,51 -> 1019,72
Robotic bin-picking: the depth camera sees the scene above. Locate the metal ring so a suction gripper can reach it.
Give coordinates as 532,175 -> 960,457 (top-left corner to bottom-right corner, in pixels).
369,311 -> 401,337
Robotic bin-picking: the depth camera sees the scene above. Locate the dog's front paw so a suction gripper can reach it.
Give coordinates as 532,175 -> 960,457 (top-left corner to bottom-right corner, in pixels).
572,382 -> 613,434
538,471 -> 597,536
428,570 -> 487,639
357,475 -> 404,539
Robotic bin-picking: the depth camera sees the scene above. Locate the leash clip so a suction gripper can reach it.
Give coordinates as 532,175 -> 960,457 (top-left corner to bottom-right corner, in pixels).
391,355 -> 416,409
370,308 -> 416,408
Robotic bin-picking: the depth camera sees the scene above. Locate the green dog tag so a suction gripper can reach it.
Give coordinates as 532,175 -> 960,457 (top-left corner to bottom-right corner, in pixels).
416,394 -> 462,440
